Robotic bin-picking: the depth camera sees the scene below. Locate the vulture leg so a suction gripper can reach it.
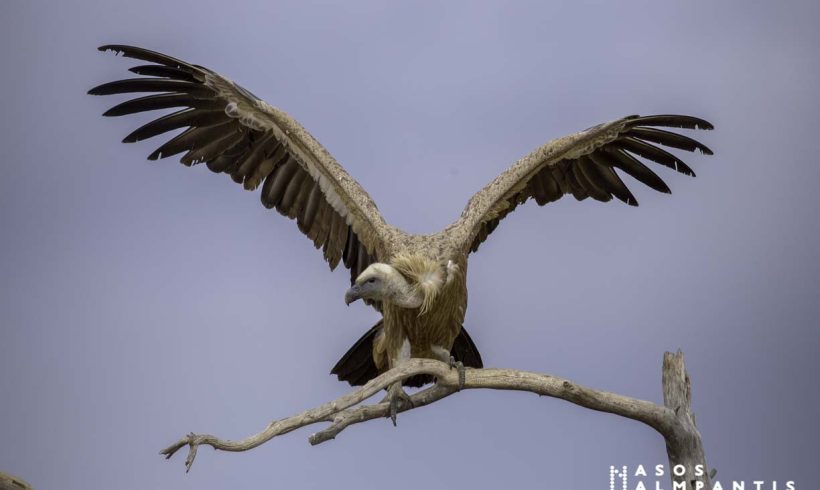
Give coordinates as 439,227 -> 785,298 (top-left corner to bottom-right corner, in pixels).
432,344 -> 466,391
380,334 -> 415,425
381,382 -> 414,426
448,356 -> 466,391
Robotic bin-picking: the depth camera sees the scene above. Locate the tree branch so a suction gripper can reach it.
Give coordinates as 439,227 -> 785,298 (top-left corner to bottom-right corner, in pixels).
161,353 -> 711,488
0,471 -> 34,490
662,350 -> 712,488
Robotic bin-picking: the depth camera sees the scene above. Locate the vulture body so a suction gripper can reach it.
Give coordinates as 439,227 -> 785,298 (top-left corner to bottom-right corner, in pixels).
89,45 -> 713,420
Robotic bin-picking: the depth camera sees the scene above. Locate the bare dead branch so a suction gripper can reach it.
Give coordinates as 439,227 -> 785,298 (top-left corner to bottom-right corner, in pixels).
662,351 -> 712,488
0,471 -> 34,490
309,383 -> 456,445
161,354 -> 711,488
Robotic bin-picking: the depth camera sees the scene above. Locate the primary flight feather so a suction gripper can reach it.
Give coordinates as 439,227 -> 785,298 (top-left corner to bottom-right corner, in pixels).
89,45 -> 713,423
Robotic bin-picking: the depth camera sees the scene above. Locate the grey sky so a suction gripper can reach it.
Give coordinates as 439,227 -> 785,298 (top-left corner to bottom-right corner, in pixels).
2,0 -> 819,489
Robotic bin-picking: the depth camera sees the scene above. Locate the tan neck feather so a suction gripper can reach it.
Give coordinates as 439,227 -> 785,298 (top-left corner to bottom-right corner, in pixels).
390,254 -> 445,315
377,266 -> 422,309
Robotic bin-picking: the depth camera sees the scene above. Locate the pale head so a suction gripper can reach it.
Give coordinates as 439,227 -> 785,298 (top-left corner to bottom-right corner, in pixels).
344,263 -> 422,309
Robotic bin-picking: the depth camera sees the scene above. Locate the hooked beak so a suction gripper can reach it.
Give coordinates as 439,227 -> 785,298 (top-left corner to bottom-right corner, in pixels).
344,284 -> 362,306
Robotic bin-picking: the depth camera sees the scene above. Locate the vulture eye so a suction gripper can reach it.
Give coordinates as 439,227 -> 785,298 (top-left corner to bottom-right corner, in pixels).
366,278 -> 377,284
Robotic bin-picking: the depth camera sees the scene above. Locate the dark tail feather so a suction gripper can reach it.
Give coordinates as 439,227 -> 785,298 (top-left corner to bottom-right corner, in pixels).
451,326 -> 483,369
331,321 -> 382,387
331,322 -> 483,388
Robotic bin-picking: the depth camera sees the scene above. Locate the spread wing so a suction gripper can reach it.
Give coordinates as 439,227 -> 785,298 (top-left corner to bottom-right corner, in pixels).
89,45 -> 394,285
452,115 -> 714,253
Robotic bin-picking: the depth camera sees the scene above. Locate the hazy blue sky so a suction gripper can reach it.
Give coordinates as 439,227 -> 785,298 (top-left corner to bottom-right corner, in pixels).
2,1 -> 819,489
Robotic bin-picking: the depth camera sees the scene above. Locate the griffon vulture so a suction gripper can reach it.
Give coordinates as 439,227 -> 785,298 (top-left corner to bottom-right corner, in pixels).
89,45 -> 713,423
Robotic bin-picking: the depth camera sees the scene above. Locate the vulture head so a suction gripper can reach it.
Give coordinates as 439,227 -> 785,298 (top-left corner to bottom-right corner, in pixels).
345,263 -> 429,310
346,256 -> 450,314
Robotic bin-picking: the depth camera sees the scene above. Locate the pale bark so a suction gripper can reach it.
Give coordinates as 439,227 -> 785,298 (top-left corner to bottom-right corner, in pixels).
161,352 -> 712,488
0,471 -> 34,490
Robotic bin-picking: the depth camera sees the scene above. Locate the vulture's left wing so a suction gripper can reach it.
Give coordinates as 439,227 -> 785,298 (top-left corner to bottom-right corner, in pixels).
451,115 -> 713,254
89,45 -> 395,287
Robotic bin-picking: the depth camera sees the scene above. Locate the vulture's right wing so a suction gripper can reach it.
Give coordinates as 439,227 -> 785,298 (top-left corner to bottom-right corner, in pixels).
89,45 -> 394,285
451,115 -> 714,254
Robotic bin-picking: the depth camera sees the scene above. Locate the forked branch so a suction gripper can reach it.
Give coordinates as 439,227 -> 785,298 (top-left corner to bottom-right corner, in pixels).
161,352 -> 711,488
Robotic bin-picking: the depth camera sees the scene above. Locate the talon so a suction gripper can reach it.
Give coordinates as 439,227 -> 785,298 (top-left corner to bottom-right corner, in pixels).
390,398 -> 398,426
448,356 -> 465,391
381,382 -> 413,426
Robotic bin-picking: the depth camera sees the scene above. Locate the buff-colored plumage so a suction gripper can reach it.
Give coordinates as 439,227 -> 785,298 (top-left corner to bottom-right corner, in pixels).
376,255 -> 466,370
90,45 -> 713,388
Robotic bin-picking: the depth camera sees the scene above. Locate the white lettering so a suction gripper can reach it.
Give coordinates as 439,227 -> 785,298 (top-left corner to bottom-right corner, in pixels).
610,465 -> 628,490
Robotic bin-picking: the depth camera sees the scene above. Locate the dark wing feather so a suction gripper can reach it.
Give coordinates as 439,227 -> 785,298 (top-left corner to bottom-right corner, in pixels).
103,93 -> 222,117
90,44 -> 393,286
88,78 -> 210,97
457,114 -> 713,253
128,64 -> 200,82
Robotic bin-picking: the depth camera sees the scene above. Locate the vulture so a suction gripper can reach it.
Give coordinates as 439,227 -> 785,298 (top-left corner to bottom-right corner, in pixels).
89,45 -> 713,423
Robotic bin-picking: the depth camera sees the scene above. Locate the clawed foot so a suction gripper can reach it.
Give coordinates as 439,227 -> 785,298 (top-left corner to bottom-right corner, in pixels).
381,382 -> 414,426
449,356 -> 465,391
